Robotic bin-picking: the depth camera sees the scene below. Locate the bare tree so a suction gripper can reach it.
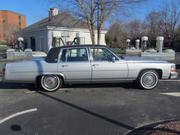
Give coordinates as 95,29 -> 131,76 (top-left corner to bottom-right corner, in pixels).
161,0 -> 180,48
145,0 -> 180,48
96,0 -> 146,44
125,19 -> 146,40
145,11 -> 163,46
75,0 -> 96,44
51,0 -> 146,44
106,22 -> 128,48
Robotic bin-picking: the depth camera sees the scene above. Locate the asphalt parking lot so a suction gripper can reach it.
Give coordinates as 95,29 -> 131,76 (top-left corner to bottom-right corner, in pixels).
0,80 -> 180,135
0,53 -> 180,135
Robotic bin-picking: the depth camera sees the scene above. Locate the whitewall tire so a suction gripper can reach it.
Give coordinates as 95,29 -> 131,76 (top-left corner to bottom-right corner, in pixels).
138,70 -> 159,90
40,75 -> 63,92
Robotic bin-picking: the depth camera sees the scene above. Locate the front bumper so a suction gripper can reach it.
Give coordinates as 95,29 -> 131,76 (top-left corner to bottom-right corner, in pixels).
169,71 -> 179,79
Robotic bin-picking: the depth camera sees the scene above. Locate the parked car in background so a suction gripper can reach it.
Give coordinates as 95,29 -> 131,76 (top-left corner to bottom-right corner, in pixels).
3,45 -> 179,92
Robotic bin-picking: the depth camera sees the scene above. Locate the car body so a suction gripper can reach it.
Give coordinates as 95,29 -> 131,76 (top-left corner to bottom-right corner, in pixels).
3,45 -> 179,91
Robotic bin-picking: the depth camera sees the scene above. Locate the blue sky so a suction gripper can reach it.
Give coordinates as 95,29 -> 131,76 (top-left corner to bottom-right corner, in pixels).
0,0 -> 172,26
0,0 -> 54,25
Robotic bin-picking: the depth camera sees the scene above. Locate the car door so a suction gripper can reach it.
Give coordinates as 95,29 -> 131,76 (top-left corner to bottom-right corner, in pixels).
90,47 -> 128,81
58,47 -> 91,82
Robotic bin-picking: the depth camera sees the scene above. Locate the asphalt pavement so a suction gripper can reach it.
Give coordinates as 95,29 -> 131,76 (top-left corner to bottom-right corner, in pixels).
0,53 -> 180,135
0,81 -> 180,135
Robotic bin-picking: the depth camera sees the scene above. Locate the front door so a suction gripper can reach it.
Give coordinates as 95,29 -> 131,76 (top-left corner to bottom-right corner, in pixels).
90,47 -> 128,81
58,47 -> 91,82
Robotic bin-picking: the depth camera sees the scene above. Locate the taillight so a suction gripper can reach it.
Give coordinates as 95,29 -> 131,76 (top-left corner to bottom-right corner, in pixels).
170,65 -> 176,72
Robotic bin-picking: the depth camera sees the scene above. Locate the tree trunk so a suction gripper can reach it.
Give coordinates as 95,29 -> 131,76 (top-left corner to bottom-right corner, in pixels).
90,0 -> 95,44
97,25 -> 101,44
88,22 -> 95,44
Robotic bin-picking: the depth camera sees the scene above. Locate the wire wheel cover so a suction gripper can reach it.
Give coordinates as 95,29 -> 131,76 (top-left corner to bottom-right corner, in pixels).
42,76 -> 59,89
141,72 -> 158,88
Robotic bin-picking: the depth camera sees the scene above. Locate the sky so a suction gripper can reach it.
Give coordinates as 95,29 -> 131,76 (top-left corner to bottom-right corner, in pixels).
0,0 -> 174,27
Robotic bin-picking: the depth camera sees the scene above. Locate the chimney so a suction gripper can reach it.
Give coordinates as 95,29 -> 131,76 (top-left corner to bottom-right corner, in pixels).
49,8 -> 59,19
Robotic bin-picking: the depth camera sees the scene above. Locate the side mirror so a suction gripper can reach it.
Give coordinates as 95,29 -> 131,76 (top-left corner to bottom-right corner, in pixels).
112,57 -> 116,62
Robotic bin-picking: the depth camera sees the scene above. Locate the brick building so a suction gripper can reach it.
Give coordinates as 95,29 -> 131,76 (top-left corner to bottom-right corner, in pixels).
0,10 -> 26,44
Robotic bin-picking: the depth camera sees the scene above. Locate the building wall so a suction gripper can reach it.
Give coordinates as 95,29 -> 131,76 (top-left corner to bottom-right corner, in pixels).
22,27 -> 107,52
48,27 -> 107,49
22,29 -> 48,52
0,10 -> 26,44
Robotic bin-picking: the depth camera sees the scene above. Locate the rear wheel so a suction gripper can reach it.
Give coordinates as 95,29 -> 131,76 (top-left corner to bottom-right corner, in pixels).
40,75 -> 63,92
138,70 -> 159,90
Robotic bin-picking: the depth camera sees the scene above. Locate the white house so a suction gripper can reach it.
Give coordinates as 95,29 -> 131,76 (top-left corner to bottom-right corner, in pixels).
21,8 -> 107,52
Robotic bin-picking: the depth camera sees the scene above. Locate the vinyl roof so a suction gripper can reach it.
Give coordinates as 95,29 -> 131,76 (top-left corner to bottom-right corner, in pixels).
52,45 -> 106,49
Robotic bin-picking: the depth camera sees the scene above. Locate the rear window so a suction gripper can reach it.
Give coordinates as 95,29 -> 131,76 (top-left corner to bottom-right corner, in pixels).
45,48 -> 61,63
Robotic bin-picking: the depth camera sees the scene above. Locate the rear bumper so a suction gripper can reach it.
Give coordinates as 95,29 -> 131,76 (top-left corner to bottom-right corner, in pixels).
169,71 -> 179,79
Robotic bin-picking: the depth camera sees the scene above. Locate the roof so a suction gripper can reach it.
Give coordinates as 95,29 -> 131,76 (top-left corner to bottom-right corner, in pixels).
45,45 -> 107,63
53,45 -> 106,49
0,10 -> 25,17
22,12 -> 88,32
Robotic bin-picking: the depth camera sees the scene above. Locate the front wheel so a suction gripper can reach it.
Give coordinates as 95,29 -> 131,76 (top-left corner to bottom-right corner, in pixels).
40,75 -> 63,92
138,70 -> 159,90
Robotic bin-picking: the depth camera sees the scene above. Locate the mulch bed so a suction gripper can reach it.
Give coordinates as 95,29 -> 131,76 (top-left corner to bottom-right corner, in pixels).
126,121 -> 180,135
149,121 -> 180,135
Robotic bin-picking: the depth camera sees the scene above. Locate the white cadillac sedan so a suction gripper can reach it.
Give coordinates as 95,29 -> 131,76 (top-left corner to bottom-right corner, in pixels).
3,45 -> 179,92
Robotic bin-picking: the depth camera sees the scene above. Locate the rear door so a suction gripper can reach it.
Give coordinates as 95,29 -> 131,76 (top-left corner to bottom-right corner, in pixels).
58,47 -> 91,82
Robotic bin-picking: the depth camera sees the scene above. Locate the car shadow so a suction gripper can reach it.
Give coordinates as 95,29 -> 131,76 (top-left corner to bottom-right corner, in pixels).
37,91 -> 135,131
36,91 -> 180,135
0,81 -> 35,91
65,82 -> 139,89
0,80 -> 140,91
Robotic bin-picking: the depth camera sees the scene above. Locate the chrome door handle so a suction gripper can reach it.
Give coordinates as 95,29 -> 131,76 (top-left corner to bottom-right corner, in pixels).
92,64 -> 99,66
62,65 -> 68,67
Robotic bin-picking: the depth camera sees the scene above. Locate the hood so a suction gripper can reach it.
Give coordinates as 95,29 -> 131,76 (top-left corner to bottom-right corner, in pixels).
122,55 -> 168,63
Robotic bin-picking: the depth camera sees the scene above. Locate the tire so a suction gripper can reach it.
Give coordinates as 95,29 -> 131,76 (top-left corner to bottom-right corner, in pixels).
138,70 -> 159,90
40,75 -> 63,92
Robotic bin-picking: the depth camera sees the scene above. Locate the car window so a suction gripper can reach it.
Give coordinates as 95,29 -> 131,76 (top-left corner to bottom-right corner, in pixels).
61,48 -> 88,62
46,48 -> 61,63
60,49 -> 67,62
90,48 -> 118,61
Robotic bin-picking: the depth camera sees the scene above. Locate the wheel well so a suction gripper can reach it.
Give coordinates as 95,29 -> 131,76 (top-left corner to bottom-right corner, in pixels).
139,69 -> 163,79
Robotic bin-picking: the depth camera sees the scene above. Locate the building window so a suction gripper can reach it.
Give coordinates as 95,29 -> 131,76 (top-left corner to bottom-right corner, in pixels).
18,16 -> 21,21
18,16 -> 21,27
2,20 -> 5,23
